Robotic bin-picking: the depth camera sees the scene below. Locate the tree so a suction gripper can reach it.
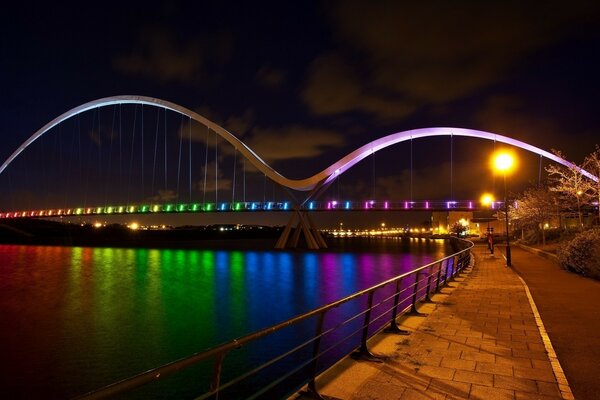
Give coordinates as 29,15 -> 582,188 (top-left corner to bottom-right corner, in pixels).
582,145 -> 600,225
511,185 -> 559,245
450,221 -> 469,237
546,150 -> 592,232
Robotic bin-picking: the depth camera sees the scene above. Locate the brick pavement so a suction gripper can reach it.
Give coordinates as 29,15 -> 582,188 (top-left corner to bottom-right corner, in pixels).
305,245 -> 570,400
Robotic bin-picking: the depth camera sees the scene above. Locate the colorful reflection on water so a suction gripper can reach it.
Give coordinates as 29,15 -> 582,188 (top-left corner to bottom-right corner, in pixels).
0,238 -> 450,398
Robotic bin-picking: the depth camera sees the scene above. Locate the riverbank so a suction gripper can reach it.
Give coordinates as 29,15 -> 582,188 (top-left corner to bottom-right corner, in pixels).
0,219 -> 461,253
296,245 -> 574,399
0,219 -> 283,250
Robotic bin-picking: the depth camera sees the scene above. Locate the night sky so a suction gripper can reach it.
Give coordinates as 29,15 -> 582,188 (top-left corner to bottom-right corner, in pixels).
1,1 -> 599,227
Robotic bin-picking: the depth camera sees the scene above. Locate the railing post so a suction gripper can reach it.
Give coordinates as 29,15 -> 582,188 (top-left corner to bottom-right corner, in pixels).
384,279 -> 409,335
458,253 -> 467,273
305,312 -> 326,400
424,267 -> 434,303
407,272 -> 425,316
351,291 -> 383,362
443,258 -> 451,287
454,255 -> 462,277
209,352 -> 225,399
435,260 -> 444,293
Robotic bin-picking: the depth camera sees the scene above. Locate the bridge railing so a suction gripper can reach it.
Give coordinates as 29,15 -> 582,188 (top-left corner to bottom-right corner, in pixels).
0,200 -> 503,219
76,238 -> 474,400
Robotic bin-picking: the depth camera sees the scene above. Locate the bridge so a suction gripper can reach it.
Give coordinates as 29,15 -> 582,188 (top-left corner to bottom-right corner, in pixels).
1,95 -> 597,248
0,200 -> 504,219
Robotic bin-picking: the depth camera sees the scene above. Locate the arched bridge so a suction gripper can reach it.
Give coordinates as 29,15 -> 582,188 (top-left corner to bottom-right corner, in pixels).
1,95 -> 597,249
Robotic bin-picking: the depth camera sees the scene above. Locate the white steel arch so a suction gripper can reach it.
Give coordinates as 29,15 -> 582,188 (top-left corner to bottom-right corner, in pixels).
1,95 -> 596,192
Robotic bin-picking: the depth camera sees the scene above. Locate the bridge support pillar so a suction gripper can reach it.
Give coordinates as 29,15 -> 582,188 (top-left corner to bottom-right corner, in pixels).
275,209 -> 326,250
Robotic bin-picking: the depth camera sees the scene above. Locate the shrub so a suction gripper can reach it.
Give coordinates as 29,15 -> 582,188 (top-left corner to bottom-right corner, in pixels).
557,229 -> 600,279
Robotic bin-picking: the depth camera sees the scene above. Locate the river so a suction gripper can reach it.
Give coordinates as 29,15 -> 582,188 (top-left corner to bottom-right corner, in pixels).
0,237 -> 452,399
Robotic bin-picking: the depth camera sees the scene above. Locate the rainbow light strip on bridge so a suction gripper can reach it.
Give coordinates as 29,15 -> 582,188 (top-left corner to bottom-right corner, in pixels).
0,200 -> 503,219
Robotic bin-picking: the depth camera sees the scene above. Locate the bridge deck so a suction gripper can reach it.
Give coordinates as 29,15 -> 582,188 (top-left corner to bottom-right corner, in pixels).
0,200 -> 503,219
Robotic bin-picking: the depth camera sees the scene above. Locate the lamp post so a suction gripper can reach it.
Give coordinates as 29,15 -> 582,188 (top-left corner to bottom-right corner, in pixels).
492,152 -> 516,267
481,193 -> 495,254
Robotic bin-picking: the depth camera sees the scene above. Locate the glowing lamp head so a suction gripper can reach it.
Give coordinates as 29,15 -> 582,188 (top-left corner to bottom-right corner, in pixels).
492,151 -> 516,174
480,193 -> 494,206
129,222 -> 139,230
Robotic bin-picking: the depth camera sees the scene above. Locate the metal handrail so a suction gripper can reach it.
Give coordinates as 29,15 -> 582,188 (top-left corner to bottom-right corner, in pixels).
76,238 -> 473,399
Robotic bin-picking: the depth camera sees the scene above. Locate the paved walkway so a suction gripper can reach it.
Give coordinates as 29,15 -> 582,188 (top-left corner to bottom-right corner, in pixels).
305,245 -> 570,400
511,245 -> 600,400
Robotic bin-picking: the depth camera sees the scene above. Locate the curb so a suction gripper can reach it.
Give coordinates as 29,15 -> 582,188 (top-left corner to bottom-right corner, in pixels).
515,275 -> 574,399
516,243 -> 559,262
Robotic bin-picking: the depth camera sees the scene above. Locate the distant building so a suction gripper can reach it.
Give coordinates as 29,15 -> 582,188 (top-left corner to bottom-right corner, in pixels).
432,210 -> 505,237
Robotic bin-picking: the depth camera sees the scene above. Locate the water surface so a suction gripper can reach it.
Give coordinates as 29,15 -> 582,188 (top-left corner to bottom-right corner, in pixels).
0,237 -> 450,398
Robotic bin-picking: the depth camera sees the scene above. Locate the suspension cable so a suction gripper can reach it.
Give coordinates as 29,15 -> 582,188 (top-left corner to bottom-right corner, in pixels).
84,108 -> 98,208
141,104 -> 144,200
538,154 -> 543,186
119,104 -> 122,194
232,148 -> 237,204
78,114 -> 82,207
371,146 -> 375,199
176,113 -> 184,200
96,108 -> 101,198
493,137 -> 496,195
203,126 -> 208,206
215,130 -> 218,204
450,132 -> 453,200
189,116 -> 192,203
151,108 -> 160,202
127,105 -> 138,207
65,117 -> 77,208
105,105 -> 116,208
410,137 -> 413,202
164,108 -> 168,192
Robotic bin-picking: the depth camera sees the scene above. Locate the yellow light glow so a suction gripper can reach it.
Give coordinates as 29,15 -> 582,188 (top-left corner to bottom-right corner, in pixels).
492,151 -> 516,173
480,193 -> 494,206
93,222 -> 102,228
129,222 -> 139,230
577,190 -> 583,196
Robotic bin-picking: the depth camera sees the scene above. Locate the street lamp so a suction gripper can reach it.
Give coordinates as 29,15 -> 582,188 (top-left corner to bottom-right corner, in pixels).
492,151 -> 516,266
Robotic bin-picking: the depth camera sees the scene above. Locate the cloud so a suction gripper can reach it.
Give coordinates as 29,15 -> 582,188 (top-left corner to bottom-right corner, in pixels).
303,1 -> 599,121
256,66 -> 286,89
246,125 -> 345,162
302,53 -> 416,121
180,109 -> 344,163
224,109 -> 255,137
113,29 -> 233,83
147,189 -> 178,202
196,161 -> 232,193
473,95 -> 565,154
